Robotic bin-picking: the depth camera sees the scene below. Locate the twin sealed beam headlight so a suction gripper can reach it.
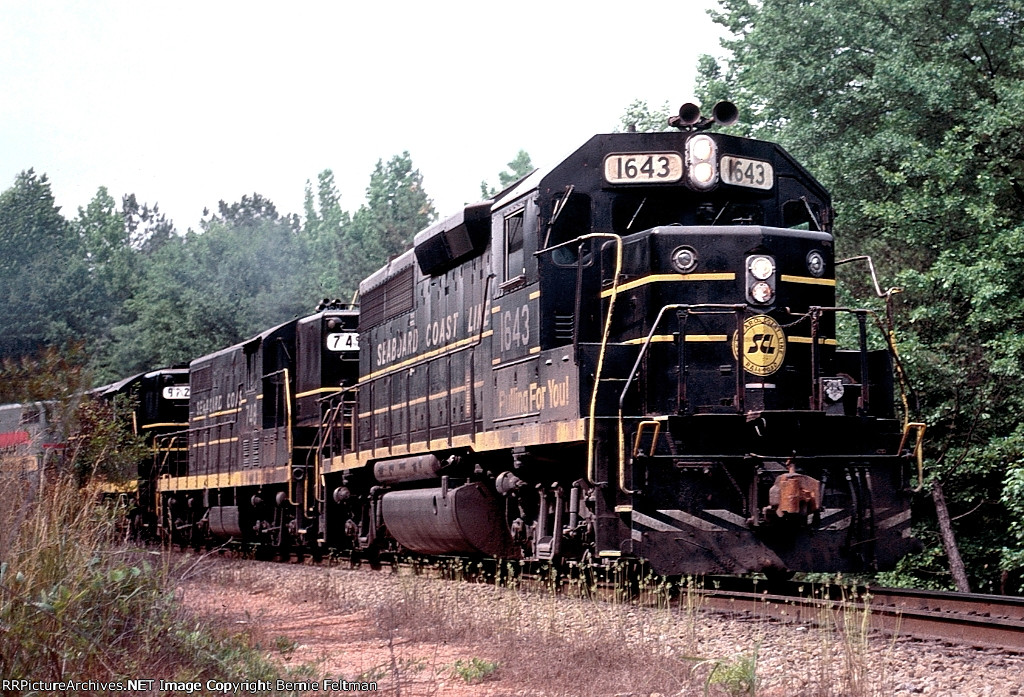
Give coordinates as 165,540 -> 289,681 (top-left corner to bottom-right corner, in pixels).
746,254 -> 776,305
686,134 -> 718,189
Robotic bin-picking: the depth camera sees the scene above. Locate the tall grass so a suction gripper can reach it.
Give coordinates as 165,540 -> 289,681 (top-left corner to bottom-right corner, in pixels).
0,465 -> 303,693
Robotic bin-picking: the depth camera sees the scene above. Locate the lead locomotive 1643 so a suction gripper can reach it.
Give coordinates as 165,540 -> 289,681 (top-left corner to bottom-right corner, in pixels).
156,102 -> 923,576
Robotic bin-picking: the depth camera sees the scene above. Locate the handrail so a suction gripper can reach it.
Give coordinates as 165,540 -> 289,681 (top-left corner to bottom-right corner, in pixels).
316,383 -> 360,466
313,404 -> 333,504
622,419 -> 663,494
539,232 -> 624,486
263,368 -> 299,506
574,234 -> 623,487
617,303 -> 745,495
805,306 -> 892,415
616,303 -> 923,496
835,255 -> 902,299
899,422 -> 927,492
632,420 -> 662,458
283,369 -> 299,506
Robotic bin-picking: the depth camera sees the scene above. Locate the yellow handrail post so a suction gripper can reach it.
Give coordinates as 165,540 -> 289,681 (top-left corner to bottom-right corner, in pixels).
898,422 -> 927,492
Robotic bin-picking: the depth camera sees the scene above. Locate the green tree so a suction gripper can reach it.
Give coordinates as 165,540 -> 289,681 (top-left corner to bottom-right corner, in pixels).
0,343 -> 91,407
303,169 -> 352,299
344,152 -> 435,291
700,0 -> 1024,592
73,188 -> 139,345
106,193 -> 318,373
0,170 -> 69,283
480,149 -> 535,198
121,193 -> 176,255
65,393 -> 149,487
616,99 -> 674,133
196,193 -> 317,331
0,170 -> 92,358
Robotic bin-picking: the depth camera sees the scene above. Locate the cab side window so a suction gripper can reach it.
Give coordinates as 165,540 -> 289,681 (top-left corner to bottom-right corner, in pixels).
504,210 -> 525,281
547,192 -> 591,266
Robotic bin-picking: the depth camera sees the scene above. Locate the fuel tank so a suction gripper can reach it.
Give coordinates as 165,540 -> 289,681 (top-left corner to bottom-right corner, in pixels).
207,505 -> 245,538
380,482 -> 514,557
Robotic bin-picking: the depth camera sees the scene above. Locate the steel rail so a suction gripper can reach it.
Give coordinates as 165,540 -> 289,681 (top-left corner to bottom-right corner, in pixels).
698,580 -> 1024,653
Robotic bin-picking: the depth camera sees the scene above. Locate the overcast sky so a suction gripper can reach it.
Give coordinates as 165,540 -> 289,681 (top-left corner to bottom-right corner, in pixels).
1,1 -> 727,232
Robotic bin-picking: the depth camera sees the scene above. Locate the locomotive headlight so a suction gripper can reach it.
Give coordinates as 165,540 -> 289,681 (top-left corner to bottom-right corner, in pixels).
671,246 -> 699,273
806,250 -> 826,278
692,162 -> 715,185
749,255 -> 775,280
686,134 -> 718,190
746,254 -> 776,305
690,135 -> 714,161
751,281 -> 773,304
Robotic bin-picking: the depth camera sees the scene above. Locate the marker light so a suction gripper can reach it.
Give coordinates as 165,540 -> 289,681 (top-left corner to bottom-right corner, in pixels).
671,246 -> 698,273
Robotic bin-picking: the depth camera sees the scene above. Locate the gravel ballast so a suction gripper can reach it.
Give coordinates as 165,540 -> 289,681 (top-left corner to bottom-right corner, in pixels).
178,556 -> 1024,696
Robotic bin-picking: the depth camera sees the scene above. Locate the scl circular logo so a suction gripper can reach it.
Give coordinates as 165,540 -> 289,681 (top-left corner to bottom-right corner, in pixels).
732,315 -> 787,376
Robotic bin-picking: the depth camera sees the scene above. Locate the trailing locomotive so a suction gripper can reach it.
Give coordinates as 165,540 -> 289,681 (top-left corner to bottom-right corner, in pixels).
152,101 -> 920,576
0,369 -> 187,518
158,304 -> 359,549
93,368 -> 190,535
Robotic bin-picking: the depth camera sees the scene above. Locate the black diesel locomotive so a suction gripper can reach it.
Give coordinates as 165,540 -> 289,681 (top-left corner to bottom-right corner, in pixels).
93,368 -> 190,534
160,306 -> 359,550
157,102 -> 919,575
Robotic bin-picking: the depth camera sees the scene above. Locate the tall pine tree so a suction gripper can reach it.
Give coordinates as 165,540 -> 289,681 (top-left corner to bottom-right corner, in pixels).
344,152 -> 435,292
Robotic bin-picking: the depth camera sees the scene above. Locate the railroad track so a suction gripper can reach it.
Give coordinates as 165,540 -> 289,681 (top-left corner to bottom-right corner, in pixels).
697,577 -> 1024,653
367,558 -> 1024,653
184,546 -> 1024,653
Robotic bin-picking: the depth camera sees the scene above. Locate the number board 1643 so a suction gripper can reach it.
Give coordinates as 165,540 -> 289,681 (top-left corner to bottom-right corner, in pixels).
603,153 -> 684,184
720,155 -> 774,190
